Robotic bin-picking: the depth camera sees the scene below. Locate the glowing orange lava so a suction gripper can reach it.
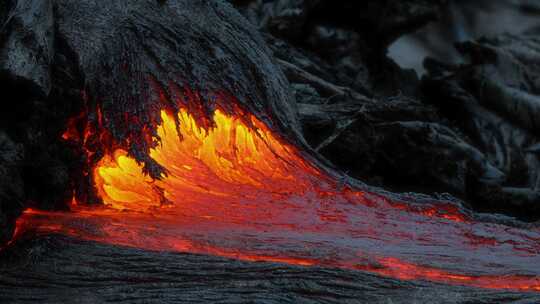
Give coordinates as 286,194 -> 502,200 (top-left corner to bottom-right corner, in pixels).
94,108 -> 319,212
5,101 -> 540,293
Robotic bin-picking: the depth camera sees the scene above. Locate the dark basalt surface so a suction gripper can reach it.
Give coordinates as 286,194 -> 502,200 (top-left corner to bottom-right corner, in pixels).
236,0 -> 540,221
53,0 -> 302,150
0,132 -> 23,245
1,235 -> 540,304
423,29 -> 540,219
0,1 -> 540,302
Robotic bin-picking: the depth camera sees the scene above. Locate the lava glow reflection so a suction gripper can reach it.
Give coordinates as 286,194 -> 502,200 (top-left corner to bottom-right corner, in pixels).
10,106 -> 540,292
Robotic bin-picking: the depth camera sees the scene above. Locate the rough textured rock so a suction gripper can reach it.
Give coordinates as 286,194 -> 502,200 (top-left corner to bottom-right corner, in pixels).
0,0 -> 79,243
0,0 -> 54,97
235,0 -> 445,98
231,1 -> 540,220
237,0 -> 444,48
1,1 -> 540,302
423,30 -> 540,219
52,0 -> 302,175
389,0 -> 540,73
297,95 -> 504,197
1,235 -> 540,304
455,32 -> 540,134
0,132 -> 24,244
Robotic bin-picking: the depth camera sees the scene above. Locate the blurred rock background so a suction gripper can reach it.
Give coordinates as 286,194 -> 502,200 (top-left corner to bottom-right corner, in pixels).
390,0 -> 540,74
231,0 -> 540,221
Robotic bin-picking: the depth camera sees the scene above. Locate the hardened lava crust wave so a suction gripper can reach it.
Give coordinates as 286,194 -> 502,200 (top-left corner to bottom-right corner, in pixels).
6,94 -> 540,293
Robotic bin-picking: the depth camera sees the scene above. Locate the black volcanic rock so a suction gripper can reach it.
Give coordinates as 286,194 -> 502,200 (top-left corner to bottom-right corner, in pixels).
0,0 -> 54,97
51,0 -> 302,171
1,1 -> 540,302
297,94 -> 504,197
2,235 -> 540,304
423,30 -> 540,219
0,132 -> 24,244
234,0 -> 445,98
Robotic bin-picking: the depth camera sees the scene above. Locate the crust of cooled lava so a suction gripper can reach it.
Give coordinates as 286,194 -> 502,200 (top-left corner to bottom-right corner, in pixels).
1,1 -> 540,303
0,0 -> 315,229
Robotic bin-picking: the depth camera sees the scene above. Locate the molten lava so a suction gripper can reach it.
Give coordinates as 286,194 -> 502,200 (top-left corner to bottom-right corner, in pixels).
93,108 -> 320,212
6,99 -> 540,292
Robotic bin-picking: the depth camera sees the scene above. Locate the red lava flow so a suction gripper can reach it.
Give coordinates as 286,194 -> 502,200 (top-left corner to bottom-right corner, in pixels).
6,96 -> 540,292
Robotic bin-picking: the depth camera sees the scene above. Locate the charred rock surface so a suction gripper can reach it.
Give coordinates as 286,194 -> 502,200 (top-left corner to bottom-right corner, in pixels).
0,132 -> 23,244
0,1 -> 539,302
0,0 -> 54,97
298,98 -> 502,196
234,1 -> 473,195
52,0 -> 302,169
0,0 -> 75,243
390,0 -> 540,72
234,0 -> 540,220
235,0 -> 445,97
423,29 -> 540,220
1,235 -> 540,304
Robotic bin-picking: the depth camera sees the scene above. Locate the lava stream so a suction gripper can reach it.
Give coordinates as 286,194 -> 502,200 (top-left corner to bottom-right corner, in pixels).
9,106 -> 540,292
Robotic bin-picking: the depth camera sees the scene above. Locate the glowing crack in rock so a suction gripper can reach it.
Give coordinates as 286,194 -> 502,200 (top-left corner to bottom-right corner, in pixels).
8,98 -> 540,292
